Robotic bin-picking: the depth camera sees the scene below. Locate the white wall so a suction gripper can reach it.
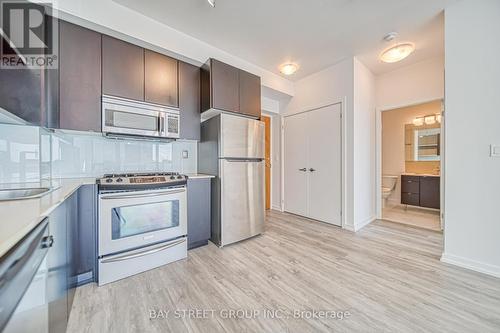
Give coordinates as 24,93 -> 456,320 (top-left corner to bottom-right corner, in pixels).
284,58 -> 355,227
376,57 -> 444,110
352,58 -> 376,230
284,57 -> 376,231
441,0 -> 500,277
55,0 -> 294,96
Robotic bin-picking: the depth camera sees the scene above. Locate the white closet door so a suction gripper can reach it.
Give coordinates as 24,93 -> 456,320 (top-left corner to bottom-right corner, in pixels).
307,104 -> 342,226
284,112 -> 308,216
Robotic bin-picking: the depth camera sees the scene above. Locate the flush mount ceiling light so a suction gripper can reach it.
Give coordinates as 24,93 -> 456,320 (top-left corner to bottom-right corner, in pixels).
380,42 -> 415,63
280,63 -> 298,76
207,0 -> 215,7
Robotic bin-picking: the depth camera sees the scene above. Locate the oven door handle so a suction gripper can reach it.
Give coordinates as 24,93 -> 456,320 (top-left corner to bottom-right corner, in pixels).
100,238 -> 186,263
100,188 -> 186,200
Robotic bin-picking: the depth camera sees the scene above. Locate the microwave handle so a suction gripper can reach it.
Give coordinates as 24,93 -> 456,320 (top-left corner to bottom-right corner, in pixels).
159,114 -> 165,135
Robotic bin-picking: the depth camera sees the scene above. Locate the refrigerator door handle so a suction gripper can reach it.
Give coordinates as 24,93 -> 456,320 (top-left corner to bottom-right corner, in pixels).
224,158 -> 263,162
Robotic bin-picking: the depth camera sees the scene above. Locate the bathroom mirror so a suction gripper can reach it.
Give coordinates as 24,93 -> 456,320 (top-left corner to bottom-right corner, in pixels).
405,124 -> 441,162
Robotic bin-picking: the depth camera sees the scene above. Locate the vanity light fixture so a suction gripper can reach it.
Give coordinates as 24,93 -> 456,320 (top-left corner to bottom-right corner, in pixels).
380,42 -> 415,63
424,115 -> 436,125
436,113 -> 442,123
280,63 -> 298,76
412,117 -> 424,126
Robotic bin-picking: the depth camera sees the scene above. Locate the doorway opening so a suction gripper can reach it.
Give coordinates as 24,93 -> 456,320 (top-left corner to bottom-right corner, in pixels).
378,100 -> 443,231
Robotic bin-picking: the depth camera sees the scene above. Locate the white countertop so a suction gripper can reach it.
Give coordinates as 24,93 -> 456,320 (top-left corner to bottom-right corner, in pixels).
0,178 -> 96,258
186,173 -> 216,179
402,173 -> 440,177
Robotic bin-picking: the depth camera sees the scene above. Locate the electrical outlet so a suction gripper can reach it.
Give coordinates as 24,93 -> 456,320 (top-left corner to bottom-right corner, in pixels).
182,150 -> 189,159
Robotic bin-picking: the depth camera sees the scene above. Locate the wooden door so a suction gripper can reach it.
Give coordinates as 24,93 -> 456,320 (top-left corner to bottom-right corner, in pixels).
210,59 -> 240,112
284,112 -> 308,216
261,115 -> 271,210
59,20 -> 102,131
102,35 -> 144,101
239,69 -> 261,118
144,50 -> 178,107
307,104 -> 342,226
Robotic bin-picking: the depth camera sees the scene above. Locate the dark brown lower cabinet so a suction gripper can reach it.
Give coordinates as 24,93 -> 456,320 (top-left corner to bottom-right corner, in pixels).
420,176 -> 440,209
401,175 -> 440,209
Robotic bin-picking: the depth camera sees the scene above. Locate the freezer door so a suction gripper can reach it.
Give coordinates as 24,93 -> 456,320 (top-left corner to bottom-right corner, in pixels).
220,114 -> 264,159
220,159 -> 265,246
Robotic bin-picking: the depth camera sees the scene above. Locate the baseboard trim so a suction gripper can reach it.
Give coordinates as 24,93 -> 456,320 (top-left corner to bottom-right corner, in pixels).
343,216 -> 376,232
271,204 -> 282,212
441,253 -> 500,278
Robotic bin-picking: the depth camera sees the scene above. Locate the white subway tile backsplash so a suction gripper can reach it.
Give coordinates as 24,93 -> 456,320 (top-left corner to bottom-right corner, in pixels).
0,124 -> 198,183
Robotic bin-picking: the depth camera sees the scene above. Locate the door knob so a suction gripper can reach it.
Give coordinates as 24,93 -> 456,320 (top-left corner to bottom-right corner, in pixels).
309,168 -> 316,172
299,168 -> 307,172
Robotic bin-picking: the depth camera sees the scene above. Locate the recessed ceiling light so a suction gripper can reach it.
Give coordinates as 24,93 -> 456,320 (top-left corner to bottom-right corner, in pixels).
380,42 -> 415,63
280,63 -> 298,75
207,0 -> 215,7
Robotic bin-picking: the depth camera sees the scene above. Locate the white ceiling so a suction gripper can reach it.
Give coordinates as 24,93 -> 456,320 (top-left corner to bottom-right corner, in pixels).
113,0 -> 456,80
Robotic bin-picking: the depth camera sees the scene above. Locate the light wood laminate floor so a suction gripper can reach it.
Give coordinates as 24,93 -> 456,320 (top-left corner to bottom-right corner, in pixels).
382,203 -> 441,231
68,210 -> 500,333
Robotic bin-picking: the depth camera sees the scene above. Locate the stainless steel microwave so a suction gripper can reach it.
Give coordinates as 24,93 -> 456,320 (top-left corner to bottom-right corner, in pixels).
102,95 -> 180,139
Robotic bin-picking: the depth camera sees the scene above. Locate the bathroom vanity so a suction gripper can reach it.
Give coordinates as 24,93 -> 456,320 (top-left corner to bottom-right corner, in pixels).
401,174 -> 440,209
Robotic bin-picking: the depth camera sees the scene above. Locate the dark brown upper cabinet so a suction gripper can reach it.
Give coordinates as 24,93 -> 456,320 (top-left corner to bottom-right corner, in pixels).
179,62 -> 200,140
239,69 -> 261,118
102,35 -> 144,101
210,59 -> 240,112
58,21 -> 101,132
144,50 -> 178,107
201,58 -> 261,118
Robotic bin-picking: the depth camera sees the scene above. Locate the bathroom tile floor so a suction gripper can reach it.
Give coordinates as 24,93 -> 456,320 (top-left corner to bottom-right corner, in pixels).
382,203 -> 441,231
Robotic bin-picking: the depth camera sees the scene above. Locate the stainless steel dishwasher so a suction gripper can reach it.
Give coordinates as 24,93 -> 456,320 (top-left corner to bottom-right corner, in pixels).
0,218 -> 52,332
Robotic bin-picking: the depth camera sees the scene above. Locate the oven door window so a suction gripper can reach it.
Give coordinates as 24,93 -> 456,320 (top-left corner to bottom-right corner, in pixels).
111,200 -> 179,239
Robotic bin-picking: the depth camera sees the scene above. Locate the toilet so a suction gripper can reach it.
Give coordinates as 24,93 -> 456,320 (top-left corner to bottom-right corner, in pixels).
382,175 -> 398,208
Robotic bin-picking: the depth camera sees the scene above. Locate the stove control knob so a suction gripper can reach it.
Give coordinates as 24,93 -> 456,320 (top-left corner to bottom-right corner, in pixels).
116,178 -> 123,182
105,178 -> 113,183
177,175 -> 183,179
170,175 -> 176,180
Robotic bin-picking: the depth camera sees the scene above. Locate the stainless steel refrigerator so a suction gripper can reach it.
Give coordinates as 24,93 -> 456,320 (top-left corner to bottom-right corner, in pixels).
199,113 -> 265,247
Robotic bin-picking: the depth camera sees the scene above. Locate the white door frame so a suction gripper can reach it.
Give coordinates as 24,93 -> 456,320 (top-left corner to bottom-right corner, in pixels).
281,98 -> 347,229
261,112 -> 274,210
375,98 -> 445,231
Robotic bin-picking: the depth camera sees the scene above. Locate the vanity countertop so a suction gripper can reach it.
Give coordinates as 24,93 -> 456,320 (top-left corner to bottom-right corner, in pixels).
0,178 -> 96,258
186,173 -> 216,179
402,173 -> 440,177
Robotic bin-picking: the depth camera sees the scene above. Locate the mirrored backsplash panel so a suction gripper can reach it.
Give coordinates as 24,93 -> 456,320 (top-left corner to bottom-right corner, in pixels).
0,123 -> 198,184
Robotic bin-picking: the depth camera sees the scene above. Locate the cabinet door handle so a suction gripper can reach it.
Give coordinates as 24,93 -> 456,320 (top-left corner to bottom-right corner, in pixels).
309,168 -> 316,172
299,168 -> 307,172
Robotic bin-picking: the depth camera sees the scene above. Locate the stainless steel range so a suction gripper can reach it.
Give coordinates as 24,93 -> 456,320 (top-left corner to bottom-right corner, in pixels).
97,172 -> 188,285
